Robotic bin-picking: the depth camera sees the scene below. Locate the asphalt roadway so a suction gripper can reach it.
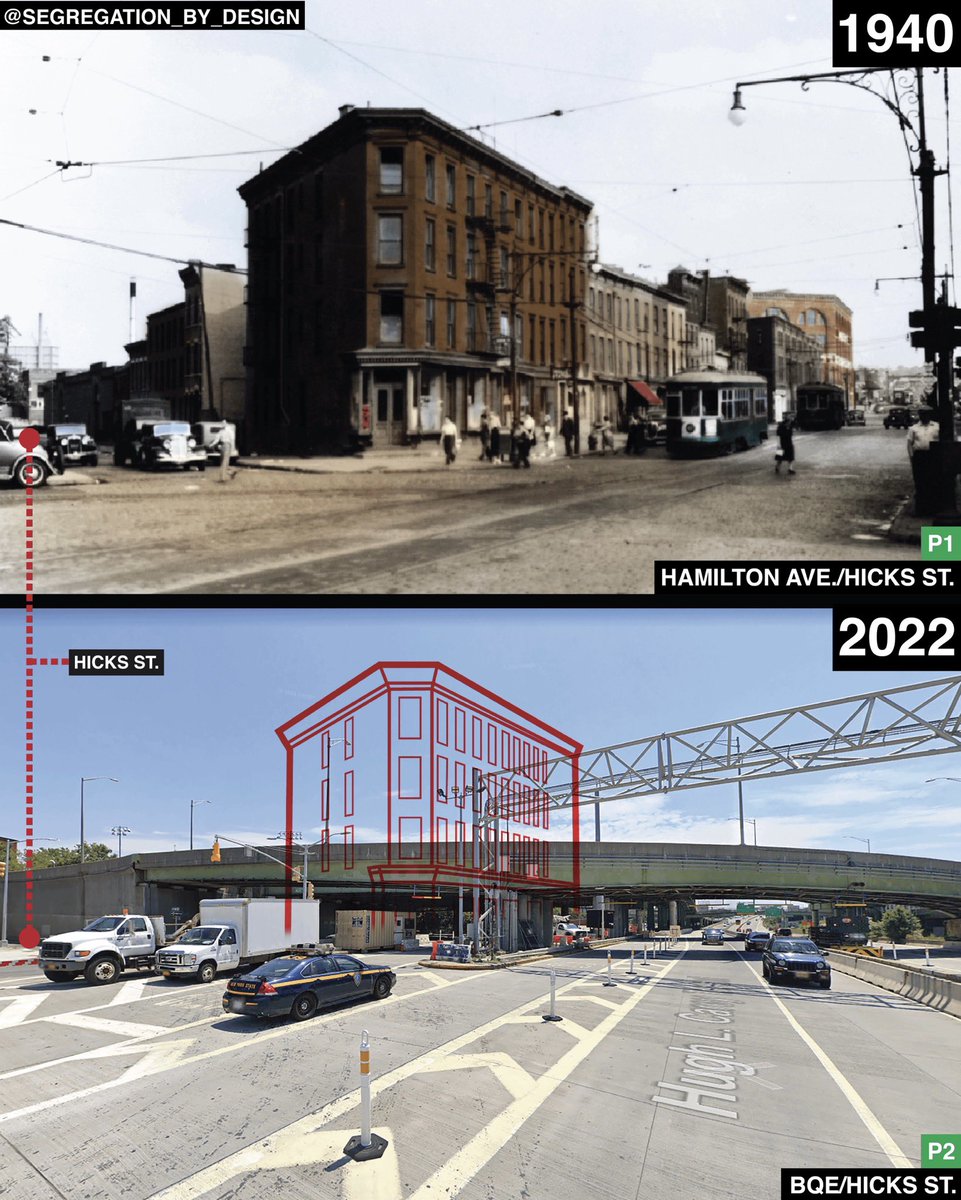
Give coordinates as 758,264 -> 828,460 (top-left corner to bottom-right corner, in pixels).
1,936 -> 958,1199
0,423 -> 916,595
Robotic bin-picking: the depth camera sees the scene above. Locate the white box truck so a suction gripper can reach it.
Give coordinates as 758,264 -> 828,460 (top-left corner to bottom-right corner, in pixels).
155,898 -> 321,982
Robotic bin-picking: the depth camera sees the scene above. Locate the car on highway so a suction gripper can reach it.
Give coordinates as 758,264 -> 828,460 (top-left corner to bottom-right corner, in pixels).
775,927 -> 793,936
222,951 -> 396,1021
761,938 -> 831,989
555,921 -> 589,935
884,406 -> 916,429
701,928 -> 724,945
0,422 -> 58,487
743,930 -> 772,953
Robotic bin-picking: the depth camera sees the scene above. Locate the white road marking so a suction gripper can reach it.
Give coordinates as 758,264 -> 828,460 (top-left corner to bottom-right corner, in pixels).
0,996 -> 48,1028
0,969 -> 486,1124
143,951 -> 687,1200
106,979 -> 148,1006
740,957 -> 912,1166
45,1012 -> 167,1038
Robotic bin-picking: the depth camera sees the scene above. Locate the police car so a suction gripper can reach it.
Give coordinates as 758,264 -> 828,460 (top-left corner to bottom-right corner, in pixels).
222,950 -> 396,1021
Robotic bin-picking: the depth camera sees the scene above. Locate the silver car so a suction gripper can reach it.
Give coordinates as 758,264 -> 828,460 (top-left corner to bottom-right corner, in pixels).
0,422 -> 57,487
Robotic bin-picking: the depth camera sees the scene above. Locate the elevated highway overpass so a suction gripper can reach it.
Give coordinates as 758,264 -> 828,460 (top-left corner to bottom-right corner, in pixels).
11,841 -> 959,933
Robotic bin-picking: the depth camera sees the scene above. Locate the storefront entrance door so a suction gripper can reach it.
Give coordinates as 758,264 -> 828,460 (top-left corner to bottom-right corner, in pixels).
374,383 -> 407,446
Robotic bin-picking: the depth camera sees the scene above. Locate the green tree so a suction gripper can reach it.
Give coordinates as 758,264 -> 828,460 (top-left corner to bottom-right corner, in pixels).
875,906 -> 922,944
32,843 -> 116,868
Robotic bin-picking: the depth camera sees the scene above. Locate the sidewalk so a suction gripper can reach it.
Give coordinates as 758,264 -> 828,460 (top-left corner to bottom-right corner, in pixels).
236,441 -> 591,476
887,497 -> 961,545
0,942 -> 39,967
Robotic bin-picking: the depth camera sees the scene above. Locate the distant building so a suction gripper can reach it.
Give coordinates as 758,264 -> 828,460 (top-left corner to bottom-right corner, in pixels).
706,275 -> 751,371
238,105 -> 594,452
39,362 -> 129,440
17,368 -> 60,424
585,264 -> 687,427
666,267 -> 717,372
746,314 -> 822,421
748,290 -> 854,402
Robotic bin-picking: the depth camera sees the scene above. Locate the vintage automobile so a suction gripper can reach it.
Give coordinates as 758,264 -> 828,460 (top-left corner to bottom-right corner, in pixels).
883,406 -> 917,430
0,422 -> 58,487
643,406 -> 668,445
191,420 -> 239,464
45,423 -> 99,468
845,409 -> 866,426
116,420 -> 206,470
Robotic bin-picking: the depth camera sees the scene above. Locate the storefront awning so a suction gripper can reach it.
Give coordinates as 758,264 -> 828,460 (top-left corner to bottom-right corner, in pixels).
627,379 -> 661,408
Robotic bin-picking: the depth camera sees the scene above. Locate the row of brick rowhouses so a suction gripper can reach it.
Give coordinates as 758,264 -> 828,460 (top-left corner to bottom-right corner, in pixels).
39,105 -> 855,451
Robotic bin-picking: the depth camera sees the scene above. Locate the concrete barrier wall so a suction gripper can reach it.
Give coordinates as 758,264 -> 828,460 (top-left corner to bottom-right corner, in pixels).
831,950 -> 961,1019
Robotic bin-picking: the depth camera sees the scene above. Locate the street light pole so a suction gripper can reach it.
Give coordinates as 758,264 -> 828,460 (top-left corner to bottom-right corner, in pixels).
735,735 -> 745,847
730,67 -> 955,513
190,799 -> 212,851
844,835 -> 871,854
111,826 -> 131,857
80,776 -> 119,863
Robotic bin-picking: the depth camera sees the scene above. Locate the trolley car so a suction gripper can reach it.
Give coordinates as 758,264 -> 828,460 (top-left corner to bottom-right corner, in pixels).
664,370 -> 769,456
796,383 -> 846,431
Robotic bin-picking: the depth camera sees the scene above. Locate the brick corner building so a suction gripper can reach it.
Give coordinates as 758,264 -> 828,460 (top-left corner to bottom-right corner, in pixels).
239,106 -> 594,452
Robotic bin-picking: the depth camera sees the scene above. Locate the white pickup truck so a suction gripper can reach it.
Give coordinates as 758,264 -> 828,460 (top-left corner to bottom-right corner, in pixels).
155,898 -> 321,983
40,914 -> 166,984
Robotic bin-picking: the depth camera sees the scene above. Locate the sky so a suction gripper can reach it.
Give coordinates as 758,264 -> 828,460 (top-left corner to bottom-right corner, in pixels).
1,606 -> 959,863
2,0 -> 955,373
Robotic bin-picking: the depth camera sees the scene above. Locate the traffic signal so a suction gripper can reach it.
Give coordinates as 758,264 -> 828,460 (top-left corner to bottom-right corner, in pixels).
210,838 -> 221,863
0,862 -> 5,878
306,882 -> 315,899
290,867 -> 302,884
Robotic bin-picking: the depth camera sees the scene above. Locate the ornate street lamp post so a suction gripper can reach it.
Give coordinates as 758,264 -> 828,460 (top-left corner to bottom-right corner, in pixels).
730,67 -> 956,514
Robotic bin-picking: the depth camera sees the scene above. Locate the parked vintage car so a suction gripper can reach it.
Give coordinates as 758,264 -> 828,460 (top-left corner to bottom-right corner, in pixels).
0,422 -> 58,487
115,420 -> 206,470
45,423 -> 99,468
845,409 -> 866,426
191,421 -> 239,464
643,406 -> 668,445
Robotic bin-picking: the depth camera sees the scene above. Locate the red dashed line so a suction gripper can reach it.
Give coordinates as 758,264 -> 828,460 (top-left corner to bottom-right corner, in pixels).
22,448 -> 38,951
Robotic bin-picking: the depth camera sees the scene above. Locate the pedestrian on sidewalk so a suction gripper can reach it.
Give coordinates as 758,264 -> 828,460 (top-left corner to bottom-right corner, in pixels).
907,406 -> 939,514
560,411 -> 576,457
775,416 -> 796,475
490,420 -> 502,463
541,414 -> 557,459
441,415 -> 458,466
599,415 -> 615,455
215,421 -> 236,483
479,408 -> 493,462
512,417 -> 532,468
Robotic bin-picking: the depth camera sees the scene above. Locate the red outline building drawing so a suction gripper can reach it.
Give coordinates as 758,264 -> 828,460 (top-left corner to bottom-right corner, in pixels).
275,663 -> 582,899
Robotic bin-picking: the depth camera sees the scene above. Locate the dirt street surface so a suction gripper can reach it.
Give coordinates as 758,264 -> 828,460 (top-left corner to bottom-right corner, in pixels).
0,425 -> 916,595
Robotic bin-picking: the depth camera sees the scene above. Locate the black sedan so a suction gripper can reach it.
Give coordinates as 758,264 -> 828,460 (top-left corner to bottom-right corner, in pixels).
743,930 -> 772,953
222,952 -> 396,1021
762,938 -> 831,989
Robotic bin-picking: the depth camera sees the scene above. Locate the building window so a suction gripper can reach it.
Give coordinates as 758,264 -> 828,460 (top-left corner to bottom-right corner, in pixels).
466,174 -> 475,216
446,164 -> 456,208
425,217 -> 436,271
515,199 -> 523,236
549,263 -> 555,305
528,204 -> 535,243
466,233 -> 477,280
500,190 -> 509,226
467,301 -> 477,348
379,147 -> 403,194
380,292 -> 404,344
484,182 -> 493,218
447,300 -> 456,348
446,225 -> 457,277
515,313 -> 523,357
425,295 -> 436,347
424,153 -> 436,202
538,209 -> 545,248
499,245 -> 509,285
378,215 -> 403,265
529,315 -> 536,362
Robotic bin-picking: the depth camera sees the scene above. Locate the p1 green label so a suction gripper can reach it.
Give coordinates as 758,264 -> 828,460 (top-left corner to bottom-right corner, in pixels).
922,1135 -> 961,1167
922,528 -> 961,560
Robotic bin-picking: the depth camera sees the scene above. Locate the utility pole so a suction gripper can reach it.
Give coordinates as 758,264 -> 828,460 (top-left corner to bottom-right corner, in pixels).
567,267 -> 580,454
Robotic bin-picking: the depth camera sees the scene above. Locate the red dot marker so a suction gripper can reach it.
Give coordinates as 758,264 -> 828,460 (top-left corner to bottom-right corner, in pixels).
18,428 -> 41,451
19,926 -> 40,950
